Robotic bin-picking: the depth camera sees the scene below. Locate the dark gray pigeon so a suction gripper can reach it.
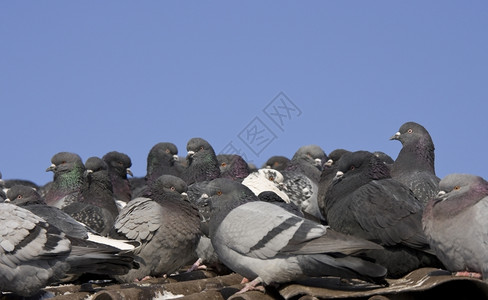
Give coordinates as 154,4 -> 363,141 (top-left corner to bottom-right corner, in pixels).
325,150 -> 442,278
390,121 -> 440,206
195,178 -> 387,294
44,152 -> 86,209
62,157 -> 119,236
262,155 -> 290,171
423,173 -> 488,279
0,203 -> 136,297
112,175 -> 201,282
145,142 -> 183,184
103,151 -> 134,204
182,137 -> 220,186
317,149 -> 351,223
217,154 -> 250,181
281,145 -> 328,222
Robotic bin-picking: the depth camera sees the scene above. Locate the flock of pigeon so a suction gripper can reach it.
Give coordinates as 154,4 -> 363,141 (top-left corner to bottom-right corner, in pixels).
1,121 -> 487,298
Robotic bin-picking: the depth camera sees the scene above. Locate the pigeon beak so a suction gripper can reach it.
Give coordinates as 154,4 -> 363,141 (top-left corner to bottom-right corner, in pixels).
436,190 -> 446,198
314,158 -> 322,166
84,169 -> 94,177
324,159 -> 333,167
390,132 -> 401,140
334,171 -> 344,180
181,192 -> 189,201
173,155 -> 179,161
46,163 -> 56,172
126,168 -> 133,177
4,198 -> 10,203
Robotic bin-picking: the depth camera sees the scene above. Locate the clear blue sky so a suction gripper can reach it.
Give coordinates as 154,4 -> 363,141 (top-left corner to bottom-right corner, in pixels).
1,1 -> 487,186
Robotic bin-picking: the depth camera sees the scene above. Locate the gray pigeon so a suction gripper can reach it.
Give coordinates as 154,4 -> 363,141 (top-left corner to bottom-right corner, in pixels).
44,152 -> 86,209
0,203 -> 136,297
281,145 -> 328,222
325,150 -> 442,278
62,157 -> 119,236
390,121 -> 440,206
103,151 -> 134,204
423,173 -> 488,279
112,175 -> 201,282
195,178 -> 387,294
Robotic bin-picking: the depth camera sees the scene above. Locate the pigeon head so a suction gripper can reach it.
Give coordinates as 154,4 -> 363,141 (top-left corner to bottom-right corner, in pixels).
102,151 -> 133,177
151,174 -> 188,196
263,155 -> 290,171
217,154 -> 250,181
333,151 -> 390,184
46,152 -> 84,176
6,185 -> 45,206
183,137 -> 220,184
292,144 -> 328,170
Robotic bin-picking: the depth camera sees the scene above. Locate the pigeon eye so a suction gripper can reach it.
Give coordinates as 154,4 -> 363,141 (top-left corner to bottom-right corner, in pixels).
349,165 -> 355,171
217,191 -> 222,196
407,129 -> 413,134
17,195 -> 23,199
221,162 -> 227,167
165,149 -> 170,154
170,186 -> 176,191
453,186 -> 461,191
200,146 -> 204,151
268,176 -> 274,181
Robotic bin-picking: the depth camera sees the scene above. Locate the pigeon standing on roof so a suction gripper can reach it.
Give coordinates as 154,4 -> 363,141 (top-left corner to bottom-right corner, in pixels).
325,150 -> 442,278
103,151 -> 134,204
0,202 -> 137,297
423,173 -> 488,279
281,145 -> 328,222
112,175 -> 201,282
195,177 -> 387,294
44,152 -> 85,209
62,157 -> 119,236
390,121 -> 440,206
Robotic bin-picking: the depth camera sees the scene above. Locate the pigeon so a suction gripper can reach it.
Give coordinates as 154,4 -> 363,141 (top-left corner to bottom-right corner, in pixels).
317,149 -> 351,223
258,191 -> 304,217
242,168 -> 290,203
183,138 -> 221,203
182,138 -> 220,186
217,154 -> 250,181
281,145 -> 328,222
102,151 -> 134,204
324,150 -> 442,278
44,152 -> 86,209
6,184 -> 91,239
0,203 -> 136,297
112,175 -> 201,282
195,178 -> 387,294
262,155 -> 290,171
390,121 -> 440,206
62,157 -> 119,236
145,142 -> 183,184
423,173 -> 488,279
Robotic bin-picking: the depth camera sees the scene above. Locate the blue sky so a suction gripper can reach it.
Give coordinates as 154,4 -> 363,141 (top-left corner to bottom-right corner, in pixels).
1,1 -> 487,186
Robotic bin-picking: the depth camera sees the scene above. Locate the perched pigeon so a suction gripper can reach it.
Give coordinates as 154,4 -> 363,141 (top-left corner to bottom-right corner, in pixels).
281,145 -> 328,222
325,150 -> 441,278
6,184 -> 91,239
182,138 -> 220,186
423,173 -> 488,279
317,149 -> 351,223
183,138 -> 221,203
0,203 -> 136,297
217,154 -> 250,181
103,151 -> 134,204
44,152 -> 86,209
242,168 -> 290,203
390,121 -> 440,206
195,178 -> 387,294
62,157 -> 119,236
262,155 -> 290,171
112,175 -> 201,282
